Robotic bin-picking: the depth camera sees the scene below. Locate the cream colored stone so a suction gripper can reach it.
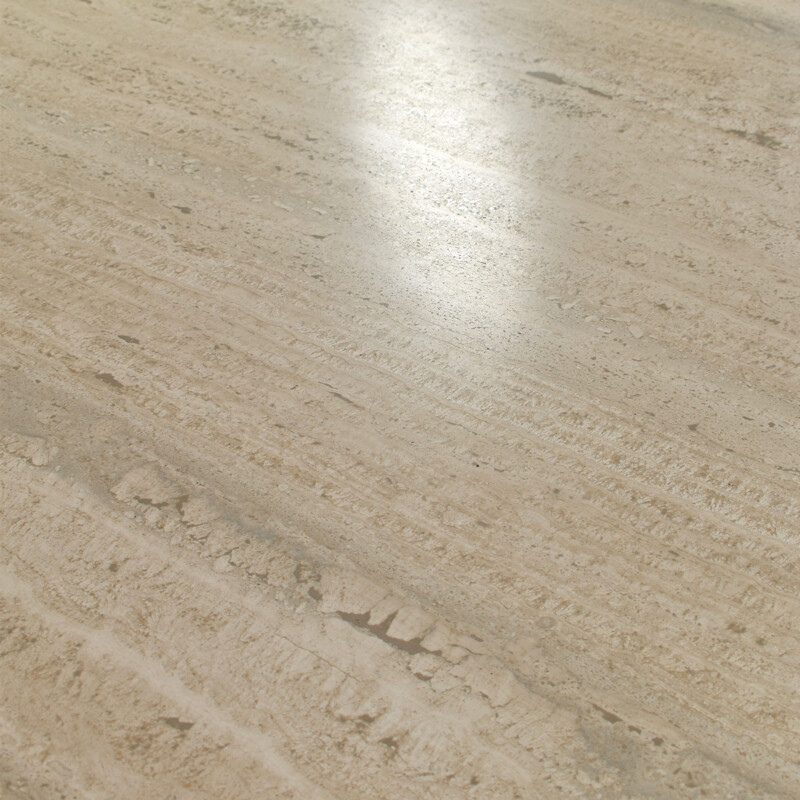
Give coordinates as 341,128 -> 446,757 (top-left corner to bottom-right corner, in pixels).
1,0 -> 798,797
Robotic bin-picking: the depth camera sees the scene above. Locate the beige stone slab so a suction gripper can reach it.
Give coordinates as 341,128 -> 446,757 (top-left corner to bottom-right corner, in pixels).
1,0 -> 799,797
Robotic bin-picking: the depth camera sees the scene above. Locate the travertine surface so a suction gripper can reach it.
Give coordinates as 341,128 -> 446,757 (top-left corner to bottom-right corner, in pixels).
1,0 -> 799,797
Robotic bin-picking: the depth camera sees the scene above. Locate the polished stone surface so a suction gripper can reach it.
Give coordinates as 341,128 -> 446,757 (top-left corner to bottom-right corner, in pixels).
1,0 -> 799,797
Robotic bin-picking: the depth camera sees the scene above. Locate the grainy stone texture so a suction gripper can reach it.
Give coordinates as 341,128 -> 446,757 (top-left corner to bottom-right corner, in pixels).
1,0 -> 799,797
